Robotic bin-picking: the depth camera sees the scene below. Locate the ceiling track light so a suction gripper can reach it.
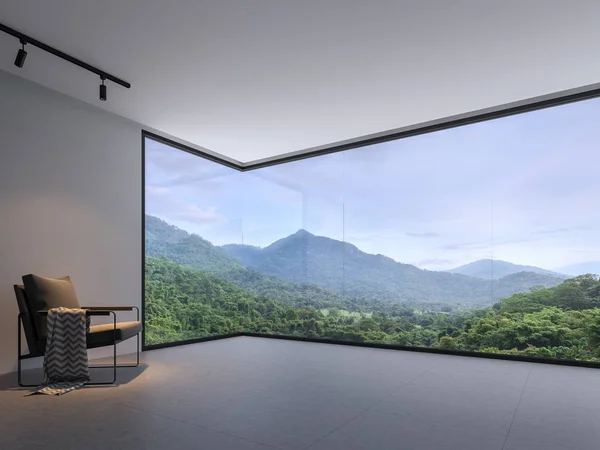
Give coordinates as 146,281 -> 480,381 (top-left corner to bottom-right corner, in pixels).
1,22 -> 131,101
14,38 -> 27,68
99,76 -> 107,101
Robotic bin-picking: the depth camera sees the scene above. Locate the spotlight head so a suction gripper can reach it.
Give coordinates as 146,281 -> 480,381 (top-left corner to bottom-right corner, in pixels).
99,77 -> 107,101
14,40 -> 27,68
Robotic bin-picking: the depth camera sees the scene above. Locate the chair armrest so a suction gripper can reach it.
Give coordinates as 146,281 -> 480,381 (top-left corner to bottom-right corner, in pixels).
37,309 -> 111,316
81,306 -> 139,321
86,310 -> 112,316
82,306 -> 136,311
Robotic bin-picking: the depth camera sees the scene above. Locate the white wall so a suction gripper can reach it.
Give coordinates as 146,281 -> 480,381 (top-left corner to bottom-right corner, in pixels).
0,70 -> 142,374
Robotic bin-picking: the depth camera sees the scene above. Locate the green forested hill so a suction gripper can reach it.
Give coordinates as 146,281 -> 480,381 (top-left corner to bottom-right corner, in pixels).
146,215 -> 356,310
146,215 -> 244,273
147,215 -> 564,306
221,229 -> 564,305
145,255 -> 600,362
144,256 -> 408,345
447,258 -> 565,279
492,271 -> 568,300
497,274 -> 600,314
144,216 -> 600,362
452,274 -> 600,360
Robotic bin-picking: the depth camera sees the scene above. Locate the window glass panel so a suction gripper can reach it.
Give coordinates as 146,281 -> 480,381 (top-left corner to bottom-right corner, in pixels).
144,96 -> 600,363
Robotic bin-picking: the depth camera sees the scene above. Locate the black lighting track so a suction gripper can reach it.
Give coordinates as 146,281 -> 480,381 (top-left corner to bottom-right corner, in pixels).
0,22 -> 131,89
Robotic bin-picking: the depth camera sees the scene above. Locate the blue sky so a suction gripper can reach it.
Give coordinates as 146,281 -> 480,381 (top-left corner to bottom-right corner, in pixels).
145,97 -> 600,271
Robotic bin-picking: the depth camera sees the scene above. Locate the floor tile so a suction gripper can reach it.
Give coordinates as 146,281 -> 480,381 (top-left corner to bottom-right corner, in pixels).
127,422 -> 278,450
309,410 -> 506,450
503,391 -> 600,450
1,337 -> 598,450
191,397 -> 363,450
370,380 -> 520,437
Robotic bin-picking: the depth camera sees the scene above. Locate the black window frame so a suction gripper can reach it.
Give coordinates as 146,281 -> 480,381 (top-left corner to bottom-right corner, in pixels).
142,82 -> 600,368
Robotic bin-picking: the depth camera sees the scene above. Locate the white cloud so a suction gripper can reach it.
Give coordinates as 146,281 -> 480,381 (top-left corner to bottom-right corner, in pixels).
145,185 -> 170,195
173,205 -> 222,224
145,184 -> 226,227
406,232 -> 439,238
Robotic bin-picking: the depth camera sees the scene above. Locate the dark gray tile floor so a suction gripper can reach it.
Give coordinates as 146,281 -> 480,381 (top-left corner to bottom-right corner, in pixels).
1,336 -> 599,450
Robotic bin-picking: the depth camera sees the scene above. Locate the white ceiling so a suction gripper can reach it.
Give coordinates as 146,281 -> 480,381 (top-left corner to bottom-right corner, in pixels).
1,1 -> 600,163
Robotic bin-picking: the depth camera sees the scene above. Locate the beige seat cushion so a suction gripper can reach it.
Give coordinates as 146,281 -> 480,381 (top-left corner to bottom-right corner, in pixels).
87,321 -> 142,348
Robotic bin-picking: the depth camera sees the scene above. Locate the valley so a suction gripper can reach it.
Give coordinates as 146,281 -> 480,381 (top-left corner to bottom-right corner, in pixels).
145,215 -> 600,362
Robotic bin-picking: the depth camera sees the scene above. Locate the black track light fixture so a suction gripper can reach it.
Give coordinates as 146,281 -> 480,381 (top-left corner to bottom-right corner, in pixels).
14,39 -> 27,68
99,76 -> 107,101
2,22 -> 131,101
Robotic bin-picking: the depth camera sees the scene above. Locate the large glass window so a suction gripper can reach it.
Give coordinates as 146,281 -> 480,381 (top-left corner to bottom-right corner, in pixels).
144,97 -> 600,362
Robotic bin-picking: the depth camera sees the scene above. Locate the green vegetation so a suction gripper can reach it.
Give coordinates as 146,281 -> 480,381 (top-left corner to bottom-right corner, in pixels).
145,215 -> 600,362
148,215 -> 564,307
145,256 -> 600,362
146,215 -> 366,311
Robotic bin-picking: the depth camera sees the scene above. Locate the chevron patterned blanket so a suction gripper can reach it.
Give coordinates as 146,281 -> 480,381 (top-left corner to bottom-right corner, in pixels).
28,307 -> 91,396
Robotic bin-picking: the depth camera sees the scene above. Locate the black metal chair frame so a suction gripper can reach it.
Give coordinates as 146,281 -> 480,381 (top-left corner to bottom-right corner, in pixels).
17,306 -> 140,387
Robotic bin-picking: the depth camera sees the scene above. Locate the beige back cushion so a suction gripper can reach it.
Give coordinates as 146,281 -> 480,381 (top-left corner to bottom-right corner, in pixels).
22,274 -> 81,339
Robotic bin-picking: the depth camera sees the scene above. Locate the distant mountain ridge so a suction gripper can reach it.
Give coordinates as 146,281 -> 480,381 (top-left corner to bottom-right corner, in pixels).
145,215 -> 350,310
221,228 -> 565,305
554,261 -> 600,277
447,259 -> 566,280
146,216 -> 566,306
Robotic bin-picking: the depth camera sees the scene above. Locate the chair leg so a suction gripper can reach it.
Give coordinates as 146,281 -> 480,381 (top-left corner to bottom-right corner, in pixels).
89,305 -> 140,370
86,312 -> 118,385
17,314 -> 38,388
108,333 -> 141,367
87,333 -> 141,369
17,358 -> 39,388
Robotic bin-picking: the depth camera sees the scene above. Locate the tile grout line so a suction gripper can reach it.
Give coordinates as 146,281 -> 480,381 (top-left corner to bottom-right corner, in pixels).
301,409 -> 364,450
302,364 -> 437,450
360,363 -> 438,413
101,352 -> 440,449
501,365 -> 533,450
112,399 -> 285,450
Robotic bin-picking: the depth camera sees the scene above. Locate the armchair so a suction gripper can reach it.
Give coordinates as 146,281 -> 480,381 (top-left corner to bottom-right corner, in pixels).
15,274 -> 142,387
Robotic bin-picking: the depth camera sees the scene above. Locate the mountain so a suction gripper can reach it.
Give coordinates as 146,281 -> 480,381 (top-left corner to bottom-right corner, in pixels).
146,215 -> 244,274
221,229 -> 565,305
447,259 -> 565,280
220,243 -> 264,268
147,216 -> 565,307
145,215 -> 351,310
554,261 -> 600,277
